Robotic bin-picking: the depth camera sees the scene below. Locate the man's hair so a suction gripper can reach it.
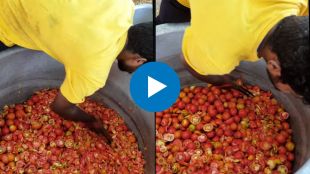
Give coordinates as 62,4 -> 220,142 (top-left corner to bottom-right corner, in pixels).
126,22 -> 154,61
118,22 -> 154,72
267,15 -> 309,103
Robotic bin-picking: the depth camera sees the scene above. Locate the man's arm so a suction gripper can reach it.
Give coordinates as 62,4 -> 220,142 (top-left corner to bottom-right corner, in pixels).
51,92 -> 96,122
51,92 -> 112,144
180,54 -> 234,85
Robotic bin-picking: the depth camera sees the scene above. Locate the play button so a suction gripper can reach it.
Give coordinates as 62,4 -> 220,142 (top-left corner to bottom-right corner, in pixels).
148,76 -> 166,98
129,62 -> 180,112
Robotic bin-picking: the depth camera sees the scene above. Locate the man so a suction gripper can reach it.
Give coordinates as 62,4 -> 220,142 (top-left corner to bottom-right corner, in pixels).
0,0 -> 154,143
157,0 -> 310,103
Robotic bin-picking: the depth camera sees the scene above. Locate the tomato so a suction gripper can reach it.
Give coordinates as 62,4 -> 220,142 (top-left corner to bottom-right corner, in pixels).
175,152 -> 185,162
182,97 -> 191,104
206,131 -> 215,138
167,126 -> 176,134
189,105 -> 198,113
31,121 -> 42,130
181,131 -> 192,139
0,119 -> 5,127
285,142 -> 295,151
203,115 -> 211,123
207,94 -> 215,103
15,110 -> 26,119
275,134 -> 286,144
195,122 -> 205,131
260,141 -> 272,151
191,133 -> 200,142
229,122 -> 238,131
6,113 -> 15,120
238,109 -> 247,118
1,154 -> 9,164
188,124 -> 196,132
203,123 -> 214,132
197,134 -> 207,143
229,108 -> 238,116
181,119 -> 190,128
7,153 -> 14,162
161,118 -> 170,127
287,152 -> 294,161
207,105 -> 217,117
234,151 -> 244,159
2,127 -> 10,135
9,125 -> 17,132
177,101 -> 186,109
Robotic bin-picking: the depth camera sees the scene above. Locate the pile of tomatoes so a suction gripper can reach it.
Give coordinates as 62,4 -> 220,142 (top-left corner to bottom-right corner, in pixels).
0,89 -> 144,174
156,84 -> 295,174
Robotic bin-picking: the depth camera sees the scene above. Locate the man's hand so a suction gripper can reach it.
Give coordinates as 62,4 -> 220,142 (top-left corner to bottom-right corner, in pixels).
51,92 -> 112,144
180,54 -> 254,96
85,121 -> 112,144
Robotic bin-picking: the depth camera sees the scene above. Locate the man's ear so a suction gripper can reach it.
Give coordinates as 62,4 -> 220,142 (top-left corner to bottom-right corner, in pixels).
266,59 -> 295,93
267,59 -> 281,78
133,54 -> 147,64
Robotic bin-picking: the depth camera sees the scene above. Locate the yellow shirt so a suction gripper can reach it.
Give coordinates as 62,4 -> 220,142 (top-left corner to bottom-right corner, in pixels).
177,0 -> 190,8
0,0 -> 134,103
182,0 -> 308,75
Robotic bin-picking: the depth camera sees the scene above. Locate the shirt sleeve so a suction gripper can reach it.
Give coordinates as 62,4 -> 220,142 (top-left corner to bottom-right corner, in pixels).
60,65 -> 109,104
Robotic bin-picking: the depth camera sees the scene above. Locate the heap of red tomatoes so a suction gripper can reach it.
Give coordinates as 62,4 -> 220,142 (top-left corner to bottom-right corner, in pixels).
156,84 -> 295,174
0,89 -> 144,174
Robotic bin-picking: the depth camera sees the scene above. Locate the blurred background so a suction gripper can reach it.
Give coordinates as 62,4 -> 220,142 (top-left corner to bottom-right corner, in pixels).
133,0 -> 152,4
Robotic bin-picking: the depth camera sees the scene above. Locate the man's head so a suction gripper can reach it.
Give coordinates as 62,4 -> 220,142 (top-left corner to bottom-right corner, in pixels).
258,15 -> 309,103
117,22 -> 154,73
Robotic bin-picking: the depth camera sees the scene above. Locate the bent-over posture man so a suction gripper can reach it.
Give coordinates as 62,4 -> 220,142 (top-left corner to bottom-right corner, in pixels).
157,0 -> 309,103
0,0 -> 154,143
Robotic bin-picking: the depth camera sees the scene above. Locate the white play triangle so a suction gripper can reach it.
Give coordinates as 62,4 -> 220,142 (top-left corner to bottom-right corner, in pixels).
148,76 -> 167,98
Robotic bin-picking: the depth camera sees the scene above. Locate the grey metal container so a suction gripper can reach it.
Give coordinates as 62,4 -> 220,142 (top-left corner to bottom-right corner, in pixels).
156,23 -> 310,173
0,4 -> 154,173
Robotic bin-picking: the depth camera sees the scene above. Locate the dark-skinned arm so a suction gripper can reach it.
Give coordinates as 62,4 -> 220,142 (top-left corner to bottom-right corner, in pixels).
51,92 -> 96,122
51,92 -> 112,144
180,54 -> 235,85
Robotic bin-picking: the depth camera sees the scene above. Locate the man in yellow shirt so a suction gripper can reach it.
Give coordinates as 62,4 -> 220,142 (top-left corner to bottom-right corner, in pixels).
158,0 -> 310,103
0,0 -> 154,143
